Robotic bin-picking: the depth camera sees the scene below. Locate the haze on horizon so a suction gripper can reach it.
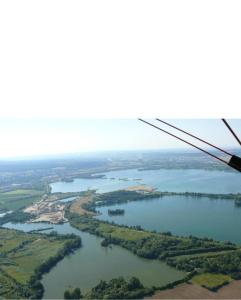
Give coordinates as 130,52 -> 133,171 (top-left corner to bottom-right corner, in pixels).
0,119 -> 240,159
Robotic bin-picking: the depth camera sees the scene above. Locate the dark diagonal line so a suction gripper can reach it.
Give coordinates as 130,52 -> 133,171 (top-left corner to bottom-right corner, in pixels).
138,118 -> 228,165
222,119 -> 241,147
156,118 -> 232,156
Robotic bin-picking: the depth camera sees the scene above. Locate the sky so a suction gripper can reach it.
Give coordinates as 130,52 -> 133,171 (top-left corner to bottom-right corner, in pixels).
0,119 -> 240,159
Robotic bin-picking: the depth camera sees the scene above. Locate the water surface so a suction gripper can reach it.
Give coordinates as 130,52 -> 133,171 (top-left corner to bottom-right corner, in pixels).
96,196 -> 241,244
3,222 -> 184,298
51,169 -> 241,194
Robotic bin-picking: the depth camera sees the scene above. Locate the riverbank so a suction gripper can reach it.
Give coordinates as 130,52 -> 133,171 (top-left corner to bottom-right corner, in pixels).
125,185 -> 155,193
0,227 -> 82,299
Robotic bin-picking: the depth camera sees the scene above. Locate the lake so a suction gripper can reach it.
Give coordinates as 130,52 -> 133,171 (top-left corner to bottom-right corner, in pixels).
96,195 -> 241,244
51,168 -> 241,243
51,168 -> 241,194
3,222 -> 184,298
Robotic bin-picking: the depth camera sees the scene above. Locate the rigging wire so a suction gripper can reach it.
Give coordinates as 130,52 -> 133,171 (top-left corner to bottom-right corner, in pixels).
138,118 -> 228,165
156,118 -> 232,156
222,119 -> 241,147
139,118 -> 241,172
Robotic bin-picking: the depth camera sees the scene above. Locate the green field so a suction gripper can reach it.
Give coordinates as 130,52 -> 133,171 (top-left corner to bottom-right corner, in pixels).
97,222 -> 152,241
192,273 -> 232,291
0,189 -> 44,211
0,227 -> 81,299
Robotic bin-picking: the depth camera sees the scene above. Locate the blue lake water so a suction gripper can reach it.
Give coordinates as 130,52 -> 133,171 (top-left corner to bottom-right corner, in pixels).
96,196 -> 241,244
50,168 -> 241,244
51,169 -> 241,194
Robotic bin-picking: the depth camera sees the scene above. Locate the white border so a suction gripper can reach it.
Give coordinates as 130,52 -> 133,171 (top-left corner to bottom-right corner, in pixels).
0,1 -> 241,118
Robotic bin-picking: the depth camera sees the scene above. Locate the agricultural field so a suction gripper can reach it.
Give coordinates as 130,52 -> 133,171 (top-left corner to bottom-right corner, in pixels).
191,273 -> 232,291
0,189 -> 44,212
0,227 -> 81,299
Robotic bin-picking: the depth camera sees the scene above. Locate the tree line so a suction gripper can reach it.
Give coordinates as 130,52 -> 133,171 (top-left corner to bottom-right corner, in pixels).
64,277 -> 153,299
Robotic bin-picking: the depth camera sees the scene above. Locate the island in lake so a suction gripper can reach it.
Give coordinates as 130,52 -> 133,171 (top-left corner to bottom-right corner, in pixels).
108,208 -> 125,215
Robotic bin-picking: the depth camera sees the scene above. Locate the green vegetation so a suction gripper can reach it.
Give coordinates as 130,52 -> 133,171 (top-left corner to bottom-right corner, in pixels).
68,213 -> 241,292
69,214 -> 236,260
64,277 -> 153,299
108,209 -> 125,215
0,210 -> 31,225
167,249 -> 241,280
0,189 -> 44,212
85,277 -> 153,299
83,190 -> 163,213
0,227 -> 81,299
191,273 -> 232,291
64,287 -> 83,299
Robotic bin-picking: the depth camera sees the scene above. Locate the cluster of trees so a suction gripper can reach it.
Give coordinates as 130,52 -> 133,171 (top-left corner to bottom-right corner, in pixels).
64,288 -> 83,299
92,190 -> 162,208
95,189 -> 241,205
0,210 -> 31,225
205,251 -> 241,279
177,192 -> 241,200
85,277 -> 153,299
108,209 -> 125,215
167,250 -> 241,279
109,235 -> 234,260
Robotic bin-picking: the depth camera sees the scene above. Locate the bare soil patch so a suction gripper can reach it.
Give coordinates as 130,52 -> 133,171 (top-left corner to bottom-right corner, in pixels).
125,185 -> 155,192
151,281 -> 241,299
70,195 -> 94,215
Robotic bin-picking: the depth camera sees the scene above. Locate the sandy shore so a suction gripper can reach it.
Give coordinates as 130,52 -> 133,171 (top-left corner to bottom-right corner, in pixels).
70,195 -> 94,215
151,281 -> 241,299
125,185 -> 155,192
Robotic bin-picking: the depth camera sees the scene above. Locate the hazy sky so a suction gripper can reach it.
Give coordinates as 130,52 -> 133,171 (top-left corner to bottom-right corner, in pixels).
0,119 -> 240,159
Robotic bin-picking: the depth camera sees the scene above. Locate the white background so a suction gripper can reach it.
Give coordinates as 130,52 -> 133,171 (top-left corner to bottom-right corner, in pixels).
0,1 -> 240,118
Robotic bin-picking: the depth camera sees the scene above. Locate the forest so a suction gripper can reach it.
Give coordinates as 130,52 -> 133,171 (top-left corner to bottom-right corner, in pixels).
86,277 -> 153,299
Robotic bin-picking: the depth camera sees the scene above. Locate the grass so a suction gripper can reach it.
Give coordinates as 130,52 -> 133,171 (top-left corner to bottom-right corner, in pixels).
0,189 -> 44,211
3,189 -> 39,196
192,273 -> 232,291
0,272 -> 27,299
71,215 -> 153,241
0,228 -> 65,284
98,222 -> 153,241
0,227 -> 81,298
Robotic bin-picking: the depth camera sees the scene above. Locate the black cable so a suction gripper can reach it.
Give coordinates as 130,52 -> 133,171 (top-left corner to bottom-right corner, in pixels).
138,118 -> 228,165
222,119 -> 241,147
156,119 -> 232,156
